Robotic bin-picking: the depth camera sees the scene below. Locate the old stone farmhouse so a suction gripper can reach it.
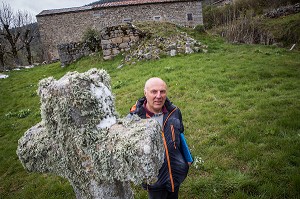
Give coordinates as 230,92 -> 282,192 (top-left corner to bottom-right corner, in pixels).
36,0 -> 203,62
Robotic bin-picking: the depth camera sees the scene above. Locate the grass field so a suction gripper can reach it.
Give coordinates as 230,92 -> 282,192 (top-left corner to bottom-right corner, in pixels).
0,31 -> 300,198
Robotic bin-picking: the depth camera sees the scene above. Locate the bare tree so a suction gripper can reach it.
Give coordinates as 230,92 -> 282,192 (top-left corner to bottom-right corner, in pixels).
0,37 -> 6,70
0,2 -> 22,66
19,11 -> 37,65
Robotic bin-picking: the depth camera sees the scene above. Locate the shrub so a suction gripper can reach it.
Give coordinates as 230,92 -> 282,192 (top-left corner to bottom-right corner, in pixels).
194,25 -> 206,33
203,0 -> 298,29
82,28 -> 101,52
216,13 -> 275,45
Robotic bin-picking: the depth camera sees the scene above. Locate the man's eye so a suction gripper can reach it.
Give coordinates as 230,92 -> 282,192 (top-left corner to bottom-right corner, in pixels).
151,90 -> 157,94
160,90 -> 166,94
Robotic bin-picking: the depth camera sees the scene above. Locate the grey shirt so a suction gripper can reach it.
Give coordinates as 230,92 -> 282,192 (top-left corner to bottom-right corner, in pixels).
152,112 -> 164,128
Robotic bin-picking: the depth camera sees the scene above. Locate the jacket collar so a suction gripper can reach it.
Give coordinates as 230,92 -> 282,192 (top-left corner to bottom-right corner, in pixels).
143,99 -> 168,117
136,96 -> 176,113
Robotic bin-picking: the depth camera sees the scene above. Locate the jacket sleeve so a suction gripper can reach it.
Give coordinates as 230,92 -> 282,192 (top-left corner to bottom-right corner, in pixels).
177,108 -> 193,163
180,133 -> 193,163
177,108 -> 184,133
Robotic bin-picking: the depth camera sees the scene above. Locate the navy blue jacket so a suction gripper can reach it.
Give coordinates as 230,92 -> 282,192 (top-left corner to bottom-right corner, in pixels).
129,97 -> 189,192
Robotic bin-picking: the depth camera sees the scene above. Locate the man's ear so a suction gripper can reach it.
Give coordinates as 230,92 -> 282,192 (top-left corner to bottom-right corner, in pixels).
144,89 -> 146,96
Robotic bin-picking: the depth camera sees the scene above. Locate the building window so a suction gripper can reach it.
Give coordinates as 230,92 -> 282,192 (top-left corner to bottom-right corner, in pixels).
93,11 -> 103,17
153,16 -> 161,21
123,18 -> 132,23
187,13 -> 193,21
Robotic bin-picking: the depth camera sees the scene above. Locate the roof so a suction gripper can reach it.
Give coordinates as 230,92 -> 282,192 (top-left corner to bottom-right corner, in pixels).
37,0 -> 199,17
36,6 -> 92,17
93,0 -> 192,8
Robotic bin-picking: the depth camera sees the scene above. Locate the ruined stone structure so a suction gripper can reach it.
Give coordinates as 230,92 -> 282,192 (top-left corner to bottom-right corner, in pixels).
56,22 -> 208,66
263,3 -> 300,18
100,24 -> 143,61
203,0 -> 234,6
57,24 -> 143,66
57,42 -> 95,67
17,68 -> 164,198
36,0 -> 203,62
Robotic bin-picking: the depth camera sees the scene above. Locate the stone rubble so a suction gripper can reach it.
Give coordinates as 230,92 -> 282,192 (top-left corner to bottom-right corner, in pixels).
124,31 -> 208,64
57,22 -> 208,66
263,3 -> 300,18
57,42 -> 96,67
100,23 -> 145,60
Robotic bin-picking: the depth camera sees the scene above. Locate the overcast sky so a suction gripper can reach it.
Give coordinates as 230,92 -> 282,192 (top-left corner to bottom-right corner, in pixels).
6,0 -> 95,19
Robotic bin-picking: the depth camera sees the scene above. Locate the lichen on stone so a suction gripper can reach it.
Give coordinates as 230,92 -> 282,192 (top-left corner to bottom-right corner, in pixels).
17,68 -> 164,199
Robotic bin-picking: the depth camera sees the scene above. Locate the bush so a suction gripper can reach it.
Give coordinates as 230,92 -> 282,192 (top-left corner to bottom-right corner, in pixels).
215,12 -> 275,45
82,28 -> 101,52
262,12 -> 300,48
203,0 -> 298,29
194,25 -> 206,33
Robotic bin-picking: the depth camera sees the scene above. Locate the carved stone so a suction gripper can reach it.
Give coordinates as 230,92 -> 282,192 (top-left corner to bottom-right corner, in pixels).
17,68 -> 164,199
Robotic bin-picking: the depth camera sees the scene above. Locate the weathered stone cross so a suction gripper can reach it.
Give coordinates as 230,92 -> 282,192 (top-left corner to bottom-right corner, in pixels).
17,68 -> 164,199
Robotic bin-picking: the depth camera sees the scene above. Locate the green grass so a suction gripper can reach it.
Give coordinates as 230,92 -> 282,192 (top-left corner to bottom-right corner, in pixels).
0,31 -> 300,198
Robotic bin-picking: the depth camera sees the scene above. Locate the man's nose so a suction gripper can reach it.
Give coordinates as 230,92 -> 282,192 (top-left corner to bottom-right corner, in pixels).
156,91 -> 162,98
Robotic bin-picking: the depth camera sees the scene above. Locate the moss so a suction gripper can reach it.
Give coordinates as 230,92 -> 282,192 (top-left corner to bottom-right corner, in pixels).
17,68 -> 164,198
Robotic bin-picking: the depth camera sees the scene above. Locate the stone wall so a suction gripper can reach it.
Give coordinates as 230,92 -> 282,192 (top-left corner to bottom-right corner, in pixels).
37,11 -> 94,62
56,24 -> 143,66
57,42 -> 93,67
37,0 -> 203,62
264,3 -> 300,18
100,24 -> 143,60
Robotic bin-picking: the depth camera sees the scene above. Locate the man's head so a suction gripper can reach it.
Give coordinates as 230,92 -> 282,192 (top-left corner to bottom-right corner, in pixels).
144,77 -> 167,114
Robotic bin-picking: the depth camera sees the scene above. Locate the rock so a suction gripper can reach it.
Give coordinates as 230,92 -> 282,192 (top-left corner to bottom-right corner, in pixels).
122,36 -> 130,42
185,46 -> 194,54
17,69 -> 164,199
117,64 -> 123,69
264,3 -> 300,18
101,40 -> 110,45
130,35 -> 140,42
103,55 -> 112,60
111,37 -> 123,44
112,48 -> 120,55
119,42 -> 129,49
170,49 -> 176,56
124,31 -> 208,63
0,74 -> 9,79
103,49 -> 111,56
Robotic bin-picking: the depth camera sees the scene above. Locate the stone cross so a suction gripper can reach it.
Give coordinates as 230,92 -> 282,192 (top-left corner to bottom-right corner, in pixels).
17,68 -> 164,199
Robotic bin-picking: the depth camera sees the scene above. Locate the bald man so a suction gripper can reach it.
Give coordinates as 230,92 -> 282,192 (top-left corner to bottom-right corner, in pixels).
129,77 -> 193,199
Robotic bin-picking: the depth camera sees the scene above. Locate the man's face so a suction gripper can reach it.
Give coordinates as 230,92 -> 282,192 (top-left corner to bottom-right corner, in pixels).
144,78 -> 167,114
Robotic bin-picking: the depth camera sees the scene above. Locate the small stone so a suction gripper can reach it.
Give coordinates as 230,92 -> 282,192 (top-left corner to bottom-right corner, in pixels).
170,49 -> 176,56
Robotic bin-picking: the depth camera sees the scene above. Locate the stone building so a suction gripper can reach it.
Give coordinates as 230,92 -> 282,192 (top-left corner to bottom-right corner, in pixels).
36,0 -> 203,62
203,0 -> 233,6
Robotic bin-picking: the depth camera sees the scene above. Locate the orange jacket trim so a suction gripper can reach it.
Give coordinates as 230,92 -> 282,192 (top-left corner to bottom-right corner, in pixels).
161,107 -> 177,192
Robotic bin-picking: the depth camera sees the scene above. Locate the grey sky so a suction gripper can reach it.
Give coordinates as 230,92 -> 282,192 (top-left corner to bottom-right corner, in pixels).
6,0 -> 95,18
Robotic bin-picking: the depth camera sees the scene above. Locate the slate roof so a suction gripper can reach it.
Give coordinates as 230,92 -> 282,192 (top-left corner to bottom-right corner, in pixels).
36,6 -> 92,17
93,0 -> 190,8
36,0 -> 198,17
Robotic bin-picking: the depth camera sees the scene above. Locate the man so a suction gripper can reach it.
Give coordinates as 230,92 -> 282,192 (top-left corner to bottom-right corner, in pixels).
129,77 -> 193,199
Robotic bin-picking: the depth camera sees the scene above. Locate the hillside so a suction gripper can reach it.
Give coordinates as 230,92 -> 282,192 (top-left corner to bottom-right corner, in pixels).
203,1 -> 300,50
0,25 -> 300,199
